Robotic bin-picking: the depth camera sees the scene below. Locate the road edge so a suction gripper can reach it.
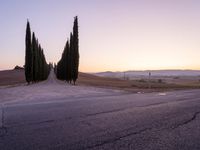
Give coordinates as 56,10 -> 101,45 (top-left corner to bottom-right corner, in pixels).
0,105 -> 4,128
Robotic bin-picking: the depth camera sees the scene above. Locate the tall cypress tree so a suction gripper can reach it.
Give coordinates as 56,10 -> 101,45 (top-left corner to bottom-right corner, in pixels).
72,16 -> 79,85
35,39 -> 39,81
38,44 -> 42,80
32,32 -> 37,82
41,50 -> 44,80
25,20 -> 32,84
56,16 -> 79,85
65,41 -> 70,82
25,21 -> 50,83
69,33 -> 74,83
63,43 -> 67,81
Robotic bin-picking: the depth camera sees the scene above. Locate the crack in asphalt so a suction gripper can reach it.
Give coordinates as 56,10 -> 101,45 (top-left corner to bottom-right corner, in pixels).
85,97 -> 200,118
7,119 -> 55,128
86,127 -> 151,149
27,119 -> 55,125
172,111 -> 200,129
86,108 -> 126,117
0,127 -> 7,137
0,105 -> 8,138
85,103 -> 165,118
138,102 -> 165,108
84,109 -> 200,149
0,105 -> 4,128
2,107 -> 5,128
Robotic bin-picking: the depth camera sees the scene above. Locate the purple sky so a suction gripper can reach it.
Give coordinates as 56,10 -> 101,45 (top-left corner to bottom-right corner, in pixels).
1,0 -> 200,72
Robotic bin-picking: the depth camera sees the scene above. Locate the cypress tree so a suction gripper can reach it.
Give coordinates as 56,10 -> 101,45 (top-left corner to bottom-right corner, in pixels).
38,45 -> 42,80
69,33 -> 74,83
59,53 -> 64,80
41,50 -> 46,80
25,20 -> 32,84
65,41 -> 70,82
32,33 -> 37,82
41,50 -> 45,80
60,40 -> 70,82
72,16 -> 79,85
25,21 -> 50,83
35,39 -> 39,81
57,61 -> 60,79
42,49 -> 49,80
63,43 -> 67,81
56,16 -> 79,85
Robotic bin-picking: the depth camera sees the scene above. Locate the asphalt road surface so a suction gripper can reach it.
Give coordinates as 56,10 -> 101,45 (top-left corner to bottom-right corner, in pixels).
0,71 -> 200,150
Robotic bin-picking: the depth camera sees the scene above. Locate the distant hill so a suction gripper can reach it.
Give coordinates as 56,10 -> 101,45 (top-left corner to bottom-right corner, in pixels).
95,70 -> 200,78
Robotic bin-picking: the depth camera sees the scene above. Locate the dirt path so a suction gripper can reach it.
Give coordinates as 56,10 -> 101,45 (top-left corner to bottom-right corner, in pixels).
0,70 -> 123,105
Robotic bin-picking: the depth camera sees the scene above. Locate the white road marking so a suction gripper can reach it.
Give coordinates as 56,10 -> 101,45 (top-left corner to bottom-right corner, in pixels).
158,93 -> 166,96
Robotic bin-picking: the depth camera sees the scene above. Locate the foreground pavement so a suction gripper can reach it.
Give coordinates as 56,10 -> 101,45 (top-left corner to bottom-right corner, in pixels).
0,72 -> 200,150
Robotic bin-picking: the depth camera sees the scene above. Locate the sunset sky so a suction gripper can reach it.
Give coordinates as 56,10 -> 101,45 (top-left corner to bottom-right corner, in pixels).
0,0 -> 200,72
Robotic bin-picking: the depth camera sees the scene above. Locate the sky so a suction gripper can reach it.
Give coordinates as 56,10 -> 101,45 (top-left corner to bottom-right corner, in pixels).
0,0 -> 200,72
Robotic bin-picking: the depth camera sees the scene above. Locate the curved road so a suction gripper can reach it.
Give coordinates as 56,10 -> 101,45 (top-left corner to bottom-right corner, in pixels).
0,71 -> 200,150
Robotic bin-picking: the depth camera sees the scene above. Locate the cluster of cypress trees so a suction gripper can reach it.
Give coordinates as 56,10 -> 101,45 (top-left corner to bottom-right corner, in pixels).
25,20 -> 50,84
56,16 -> 79,85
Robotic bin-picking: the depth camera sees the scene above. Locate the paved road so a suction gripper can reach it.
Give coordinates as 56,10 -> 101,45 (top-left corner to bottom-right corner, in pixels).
0,72 -> 200,150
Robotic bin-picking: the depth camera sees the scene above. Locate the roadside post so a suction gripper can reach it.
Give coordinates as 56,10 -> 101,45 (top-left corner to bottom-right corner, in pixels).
148,72 -> 151,89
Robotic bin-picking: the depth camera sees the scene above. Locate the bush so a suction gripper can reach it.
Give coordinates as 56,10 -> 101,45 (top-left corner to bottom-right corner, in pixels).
138,79 -> 146,83
158,79 -> 162,83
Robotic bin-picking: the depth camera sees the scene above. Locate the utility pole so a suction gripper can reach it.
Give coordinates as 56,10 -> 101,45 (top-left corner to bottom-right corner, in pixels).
148,72 -> 151,89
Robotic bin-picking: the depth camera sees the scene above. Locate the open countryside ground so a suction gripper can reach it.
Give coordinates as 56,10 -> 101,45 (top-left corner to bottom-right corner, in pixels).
1,69 -> 200,91
0,70 -> 200,149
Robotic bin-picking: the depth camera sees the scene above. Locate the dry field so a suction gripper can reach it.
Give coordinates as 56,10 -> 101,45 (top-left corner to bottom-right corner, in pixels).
0,69 -> 26,86
0,69 -> 200,92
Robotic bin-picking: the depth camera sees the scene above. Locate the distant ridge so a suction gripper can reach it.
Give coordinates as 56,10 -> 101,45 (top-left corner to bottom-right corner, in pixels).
94,70 -> 200,78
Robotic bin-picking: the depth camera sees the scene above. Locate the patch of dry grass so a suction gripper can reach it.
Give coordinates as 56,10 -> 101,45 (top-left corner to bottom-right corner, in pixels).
0,69 -> 25,86
78,73 -> 200,92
